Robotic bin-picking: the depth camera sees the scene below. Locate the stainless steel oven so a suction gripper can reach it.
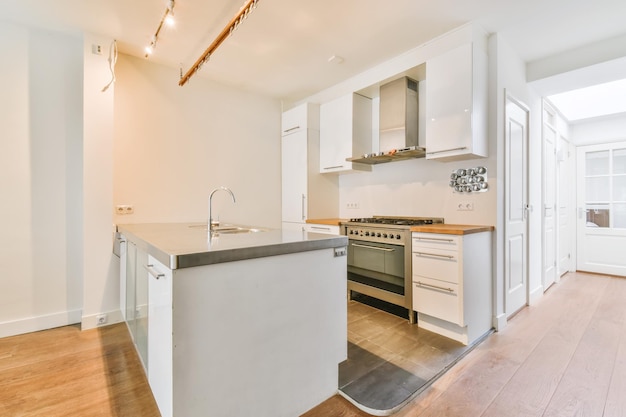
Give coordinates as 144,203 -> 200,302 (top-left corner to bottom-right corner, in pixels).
343,216 -> 444,323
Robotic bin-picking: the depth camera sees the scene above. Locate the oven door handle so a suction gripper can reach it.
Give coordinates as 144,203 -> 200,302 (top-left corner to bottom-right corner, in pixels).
350,242 -> 396,252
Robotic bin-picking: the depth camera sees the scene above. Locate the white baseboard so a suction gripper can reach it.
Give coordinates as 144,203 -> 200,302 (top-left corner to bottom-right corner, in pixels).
0,309 -> 82,338
494,313 -> 507,331
529,285 -> 544,305
81,309 -> 124,331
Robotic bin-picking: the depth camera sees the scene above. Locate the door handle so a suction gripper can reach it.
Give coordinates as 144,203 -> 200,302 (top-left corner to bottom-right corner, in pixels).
144,264 -> 165,280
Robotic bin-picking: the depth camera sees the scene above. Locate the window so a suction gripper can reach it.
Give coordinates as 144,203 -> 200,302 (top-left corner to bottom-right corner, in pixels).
585,147 -> 626,228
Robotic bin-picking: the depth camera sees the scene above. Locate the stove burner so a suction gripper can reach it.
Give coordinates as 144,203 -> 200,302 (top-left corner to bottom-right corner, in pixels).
348,217 -> 443,226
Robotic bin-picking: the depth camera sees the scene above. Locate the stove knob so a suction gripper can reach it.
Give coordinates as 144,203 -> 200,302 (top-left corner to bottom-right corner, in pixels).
382,233 -> 388,238
395,234 -> 401,239
365,231 -> 370,236
376,232 -> 381,237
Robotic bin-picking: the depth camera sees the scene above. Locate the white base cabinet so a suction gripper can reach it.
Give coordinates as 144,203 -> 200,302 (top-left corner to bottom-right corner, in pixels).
412,231 -> 492,345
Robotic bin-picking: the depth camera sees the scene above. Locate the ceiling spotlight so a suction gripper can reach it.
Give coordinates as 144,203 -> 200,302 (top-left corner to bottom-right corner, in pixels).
144,0 -> 175,58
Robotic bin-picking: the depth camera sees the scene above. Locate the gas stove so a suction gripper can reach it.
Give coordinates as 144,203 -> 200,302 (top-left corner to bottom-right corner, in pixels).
343,216 -> 444,323
343,216 -> 444,245
347,216 -> 444,226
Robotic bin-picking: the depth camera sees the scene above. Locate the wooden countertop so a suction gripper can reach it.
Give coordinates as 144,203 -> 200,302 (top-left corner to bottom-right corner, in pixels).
306,218 -> 348,226
410,224 -> 495,235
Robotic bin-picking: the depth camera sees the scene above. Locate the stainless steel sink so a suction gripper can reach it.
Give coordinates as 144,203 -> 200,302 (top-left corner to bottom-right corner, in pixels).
188,224 -> 265,234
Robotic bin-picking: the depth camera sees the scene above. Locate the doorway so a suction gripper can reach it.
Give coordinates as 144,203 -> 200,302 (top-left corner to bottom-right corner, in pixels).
576,142 -> 626,276
504,94 -> 530,317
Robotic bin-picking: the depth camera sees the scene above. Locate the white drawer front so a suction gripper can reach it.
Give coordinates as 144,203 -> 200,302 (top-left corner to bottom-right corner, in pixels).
412,249 -> 459,284
412,233 -> 459,251
413,277 -> 460,325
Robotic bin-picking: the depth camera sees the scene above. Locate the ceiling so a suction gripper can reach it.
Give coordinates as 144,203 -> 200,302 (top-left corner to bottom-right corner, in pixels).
2,0 -> 626,110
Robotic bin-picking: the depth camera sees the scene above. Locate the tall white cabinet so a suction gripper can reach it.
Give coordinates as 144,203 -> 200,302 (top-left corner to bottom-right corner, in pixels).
425,42 -> 488,161
281,103 -> 338,231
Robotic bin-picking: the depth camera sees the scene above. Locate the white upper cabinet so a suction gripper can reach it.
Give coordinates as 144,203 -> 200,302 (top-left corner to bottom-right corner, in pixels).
281,103 -> 319,137
319,93 -> 372,173
425,43 -> 487,161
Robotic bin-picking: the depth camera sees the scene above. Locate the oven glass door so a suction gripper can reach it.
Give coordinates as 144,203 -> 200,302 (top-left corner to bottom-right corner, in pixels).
347,239 -> 405,294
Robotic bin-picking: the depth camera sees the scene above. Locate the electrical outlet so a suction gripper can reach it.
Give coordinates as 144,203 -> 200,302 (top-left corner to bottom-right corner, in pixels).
346,202 -> 359,209
96,314 -> 107,326
457,201 -> 474,211
115,205 -> 134,215
92,44 -> 102,55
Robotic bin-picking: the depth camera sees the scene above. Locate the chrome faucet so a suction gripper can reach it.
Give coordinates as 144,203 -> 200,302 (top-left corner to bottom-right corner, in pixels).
209,186 -> 236,232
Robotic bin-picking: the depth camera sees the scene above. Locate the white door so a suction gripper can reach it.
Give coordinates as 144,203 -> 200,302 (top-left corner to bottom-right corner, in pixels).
576,142 -> 626,276
557,135 -> 573,275
505,95 -> 529,317
543,121 -> 557,289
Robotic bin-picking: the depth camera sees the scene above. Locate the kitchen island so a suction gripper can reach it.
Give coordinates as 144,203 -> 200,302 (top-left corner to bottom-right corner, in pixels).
117,223 -> 348,417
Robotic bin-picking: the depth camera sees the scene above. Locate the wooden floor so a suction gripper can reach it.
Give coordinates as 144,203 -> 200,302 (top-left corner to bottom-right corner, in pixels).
1,272 -> 625,417
304,272 -> 626,417
0,323 -> 160,417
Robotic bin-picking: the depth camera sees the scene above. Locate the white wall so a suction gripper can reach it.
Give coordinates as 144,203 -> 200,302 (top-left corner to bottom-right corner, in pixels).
338,156 -> 496,224
81,34 -> 118,330
570,113 -> 626,145
113,54 -> 282,229
488,33 -> 534,328
0,22 -> 84,337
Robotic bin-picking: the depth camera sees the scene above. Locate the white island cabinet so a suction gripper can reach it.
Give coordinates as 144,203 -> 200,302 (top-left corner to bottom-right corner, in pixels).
412,226 -> 493,345
118,223 -> 348,417
425,42 -> 488,161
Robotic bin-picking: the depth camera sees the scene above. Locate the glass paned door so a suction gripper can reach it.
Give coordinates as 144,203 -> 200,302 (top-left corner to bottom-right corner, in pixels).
577,142 -> 626,276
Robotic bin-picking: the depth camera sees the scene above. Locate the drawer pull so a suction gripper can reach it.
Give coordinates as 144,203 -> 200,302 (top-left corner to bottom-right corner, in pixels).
144,264 -> 165,279
323,165 -> 345,170
283,126 -> 300,134
416,281 -> 454,293
414,251 -> 455,260
414,236 -> 454,243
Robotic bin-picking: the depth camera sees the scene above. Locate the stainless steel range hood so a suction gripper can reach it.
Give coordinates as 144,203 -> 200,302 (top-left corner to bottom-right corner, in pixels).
348,77 -> 424,165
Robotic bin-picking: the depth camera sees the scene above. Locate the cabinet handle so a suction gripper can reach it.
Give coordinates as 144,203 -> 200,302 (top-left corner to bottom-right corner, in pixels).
414,251 -> 455,260
283,126 -> 300,134
144,264 -> 165,279
310,226 -> 331,231
351,243 -> 395,252
426,146 -> 468,155
414,236 -> 454,243
415,281 -> 454,293
323,165 -> 344,170
301,194 -> 306,221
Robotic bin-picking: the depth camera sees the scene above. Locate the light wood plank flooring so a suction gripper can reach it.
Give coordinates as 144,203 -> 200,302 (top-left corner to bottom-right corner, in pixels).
0,323 -> 160,417
1,272 -> 624,416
